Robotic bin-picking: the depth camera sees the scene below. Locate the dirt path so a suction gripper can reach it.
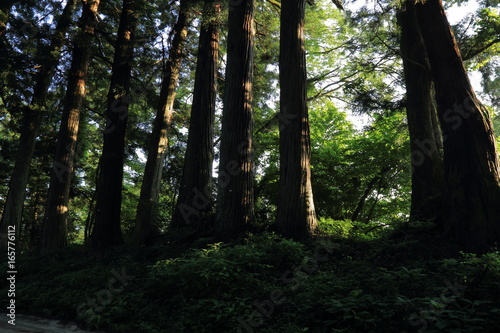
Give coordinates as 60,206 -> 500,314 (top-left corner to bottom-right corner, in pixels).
0,314 -> 105,332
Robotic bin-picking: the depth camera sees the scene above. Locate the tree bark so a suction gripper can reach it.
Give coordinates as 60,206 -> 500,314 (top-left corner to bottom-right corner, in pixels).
40,0 -> 101,252
415,0 -> 500,251
91,0 -> 140,256
0,0 -> 77,250
171,1 -> 219,231
398,1 -> 444,223
351,167 -> 390,222
276,0 -> 317,241
215,0 -> 255,239
132,0 -> 191,244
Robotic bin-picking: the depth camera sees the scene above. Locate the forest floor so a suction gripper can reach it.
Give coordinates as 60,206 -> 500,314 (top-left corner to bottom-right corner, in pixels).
1,221 -> 500,332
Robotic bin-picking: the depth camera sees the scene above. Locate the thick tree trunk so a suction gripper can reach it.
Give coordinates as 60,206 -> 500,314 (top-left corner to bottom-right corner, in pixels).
0,0 -> 77,250
40,0 -> 100,252
415,0 -> 500,251
215,0 -> 255,239
133,0 -> 191,244
276,0 -> 317,241
398,1 -> 444,223
91,0 -> 140,256
171,1 -> 219,231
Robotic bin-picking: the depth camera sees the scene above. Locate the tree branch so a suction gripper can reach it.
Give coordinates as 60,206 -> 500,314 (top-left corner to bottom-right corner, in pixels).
463,38 -> 500,61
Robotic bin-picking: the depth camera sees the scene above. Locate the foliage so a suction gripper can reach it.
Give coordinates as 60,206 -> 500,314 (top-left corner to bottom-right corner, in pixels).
1,0 -> 500,330
3,0 -> 497,247
2,228 -> 500,332
317,217 -> 392,240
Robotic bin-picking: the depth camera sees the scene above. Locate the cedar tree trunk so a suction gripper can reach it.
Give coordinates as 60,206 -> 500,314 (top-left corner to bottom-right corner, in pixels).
276,0 -> 317,240
215,0 -> 255,239
41,0 -> 101,252
171,1 -> 220,231
0,0 -> 77,250
91,0 -> 140,256
415,0 -> 500,251
132,0 -> 191,244
398,1 -> 444,222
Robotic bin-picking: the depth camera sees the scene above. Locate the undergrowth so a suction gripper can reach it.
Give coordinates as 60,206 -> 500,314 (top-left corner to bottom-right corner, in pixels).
1,220 -> 499,332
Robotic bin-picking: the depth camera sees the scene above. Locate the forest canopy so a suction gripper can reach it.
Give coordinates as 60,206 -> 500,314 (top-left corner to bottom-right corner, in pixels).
0,0 -> 499,252
1,0 -> 500,332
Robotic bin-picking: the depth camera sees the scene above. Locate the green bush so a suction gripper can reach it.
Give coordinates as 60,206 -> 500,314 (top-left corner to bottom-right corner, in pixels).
317,217 -> 355,237
4,228 -> 500,332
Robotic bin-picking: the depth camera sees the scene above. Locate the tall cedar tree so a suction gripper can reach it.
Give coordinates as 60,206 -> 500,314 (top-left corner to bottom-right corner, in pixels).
398,0 -> 444,222
91,0 -> 140,256
171,1 -> 220,230
215,0 -> 255,238
40,0 -> 101,252
133,0 -> 191,244
415,0 -> 500,251
0,0 -> 77,249
276,0 -> 317,240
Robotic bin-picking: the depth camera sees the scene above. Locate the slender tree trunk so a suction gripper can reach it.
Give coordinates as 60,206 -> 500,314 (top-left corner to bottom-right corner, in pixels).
91,0 -> 140,256
276,0 -> 317,241
0,0 -> 77,250
215,0 -> 255,239
365,189 -> 381,224
27,186 -> 46,250
133,0 -> 191,244
40,0 -> 100,252
351,176 -> 378,223
398,1 -> 444,223
351,167 -> 390,222
415,0 -> 500,251
171,1 -> 220,231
